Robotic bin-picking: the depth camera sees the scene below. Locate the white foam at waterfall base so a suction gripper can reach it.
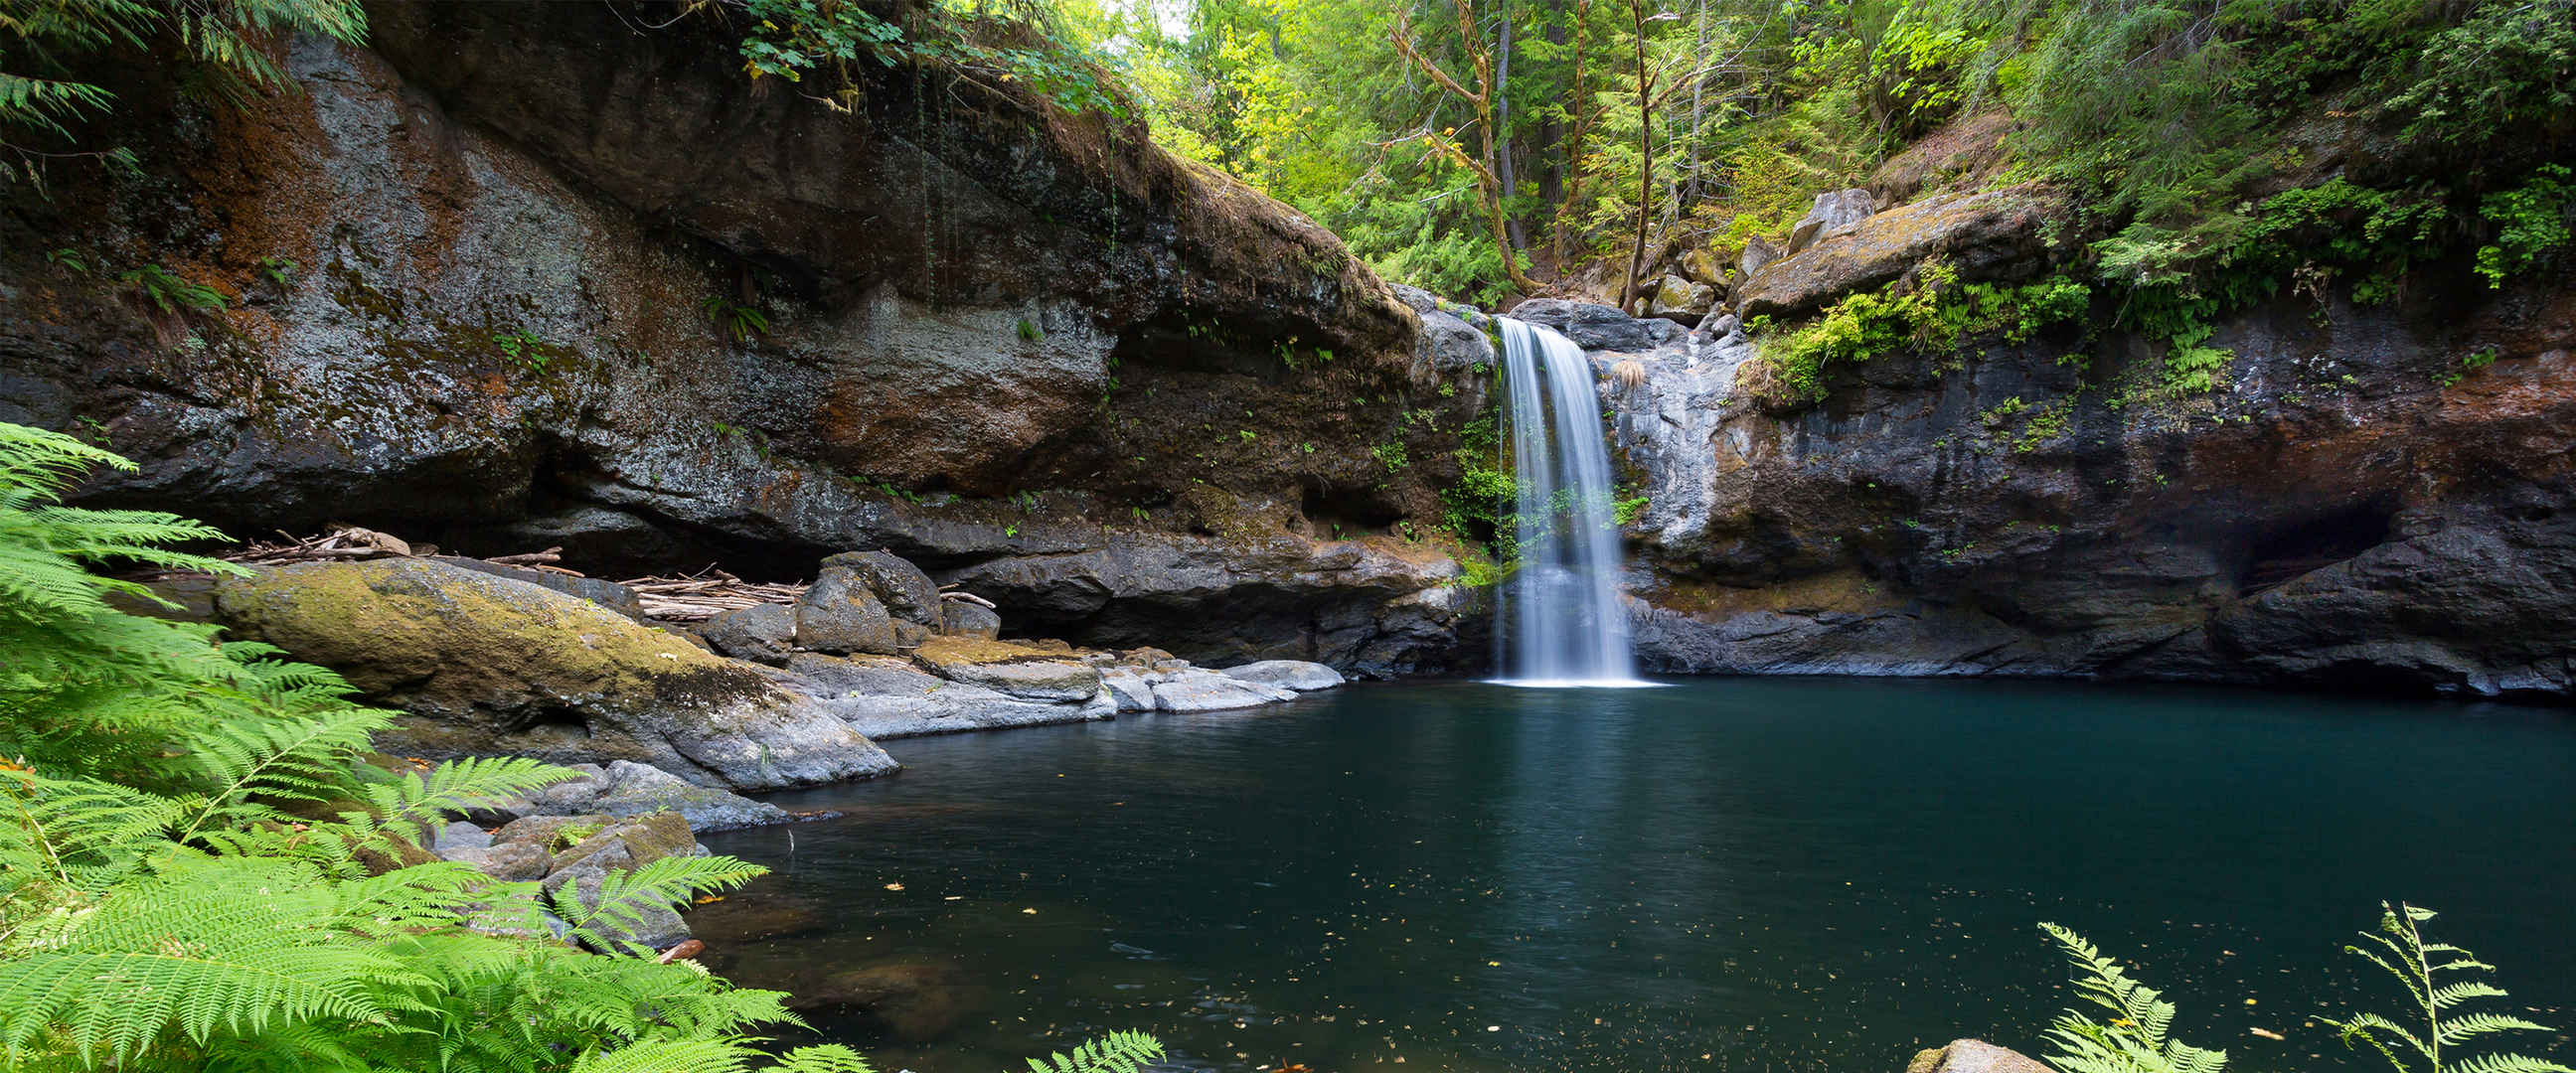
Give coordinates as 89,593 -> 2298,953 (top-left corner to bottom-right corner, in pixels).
1490,317 -> 1657,688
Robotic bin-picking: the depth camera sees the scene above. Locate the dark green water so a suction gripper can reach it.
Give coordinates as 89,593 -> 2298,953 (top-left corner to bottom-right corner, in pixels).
699,678 -> 2575,1073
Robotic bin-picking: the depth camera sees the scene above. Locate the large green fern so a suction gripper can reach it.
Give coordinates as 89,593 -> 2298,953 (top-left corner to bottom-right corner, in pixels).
2036,922 -> 2230,1073
0,421 -> 1162,1072
2324,903 -> 2575,1073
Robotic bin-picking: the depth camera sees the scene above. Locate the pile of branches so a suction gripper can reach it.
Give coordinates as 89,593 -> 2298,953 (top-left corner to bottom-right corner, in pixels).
222,528 -> 567,570
616,569 -> 806,623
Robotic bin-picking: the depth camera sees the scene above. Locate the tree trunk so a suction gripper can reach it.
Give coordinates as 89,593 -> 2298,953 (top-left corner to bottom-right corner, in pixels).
1621,0 -> 1655,315
1554,0 -> 1590,268
1497,11 -> 1526,252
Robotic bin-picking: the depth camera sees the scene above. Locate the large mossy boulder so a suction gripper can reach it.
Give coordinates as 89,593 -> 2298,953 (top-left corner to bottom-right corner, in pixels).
1734,187 -> 2055,319
212,558 -> 897,790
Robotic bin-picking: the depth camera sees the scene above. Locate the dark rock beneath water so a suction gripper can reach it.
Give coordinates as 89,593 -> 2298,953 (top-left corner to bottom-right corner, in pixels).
792,963 -> 987,1043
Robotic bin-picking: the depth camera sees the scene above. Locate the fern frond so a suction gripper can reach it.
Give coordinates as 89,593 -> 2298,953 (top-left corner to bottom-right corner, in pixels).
2449,1054 -> 2576,1073
1027,1031 -> 1167,1073
775,1043 -> 878,1072
2440,1013 -> 2557,1045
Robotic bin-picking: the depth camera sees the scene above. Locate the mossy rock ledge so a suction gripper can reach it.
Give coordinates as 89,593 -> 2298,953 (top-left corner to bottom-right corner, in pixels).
212,558 -> 897,790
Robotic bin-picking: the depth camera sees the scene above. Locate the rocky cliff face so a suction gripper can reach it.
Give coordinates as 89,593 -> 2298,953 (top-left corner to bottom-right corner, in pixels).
1579,221 -> 2576,699
0,2 -> 1490,673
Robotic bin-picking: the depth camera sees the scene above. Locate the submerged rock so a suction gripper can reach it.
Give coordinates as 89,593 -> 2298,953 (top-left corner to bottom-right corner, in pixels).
792,962 -> 987,1043
212,558 -> 897,791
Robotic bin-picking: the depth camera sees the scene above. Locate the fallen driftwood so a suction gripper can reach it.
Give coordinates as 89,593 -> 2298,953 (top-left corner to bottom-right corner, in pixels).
227,527 -> 423,564
616,568 -> 807,622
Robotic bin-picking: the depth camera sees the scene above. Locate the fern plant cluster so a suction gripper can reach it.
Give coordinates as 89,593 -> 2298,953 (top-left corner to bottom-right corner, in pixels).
0,421 -> 896,1072
2039,904 -> 2570,1073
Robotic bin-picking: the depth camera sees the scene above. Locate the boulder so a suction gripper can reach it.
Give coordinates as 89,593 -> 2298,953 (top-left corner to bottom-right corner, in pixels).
433,821 -> 492,852
908,637 -> 1103,702
551,812 -> 700,872
938,599 -> 1002,639
1504,299 -> 1687,353
791,963 -> 987,1043
1222,660 -> 1346,692
1648,274 -> 1719,325
210,559 -> 897,791
1151,668 -> 1296,711
1736,187 -> 2055,319
1100,668 -> 1159,712
795,566 -> 903,656
518,760 -> 794,833
556,863 -> 693,952
494,813 -> 617,848
428,556 -> 645,620
1740,235 -> 1784,279
823,550 -> 942,627
1679,244 -> 1730,285
437,840 -> 552,882
1906,1040 -> 2059,1073
788,653 -> 1114,739
1785,188 -> 1876,255
700,603 -> 797,665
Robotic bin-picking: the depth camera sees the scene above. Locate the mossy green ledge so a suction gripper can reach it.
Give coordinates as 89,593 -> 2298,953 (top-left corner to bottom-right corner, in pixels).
213,558 -> 898,790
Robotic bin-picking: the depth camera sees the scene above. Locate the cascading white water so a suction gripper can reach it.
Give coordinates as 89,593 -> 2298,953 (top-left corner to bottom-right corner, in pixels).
1493,316 -> 1648,687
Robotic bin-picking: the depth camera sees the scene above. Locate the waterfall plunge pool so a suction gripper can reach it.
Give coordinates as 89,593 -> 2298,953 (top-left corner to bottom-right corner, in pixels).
700,677 -> 2575,1073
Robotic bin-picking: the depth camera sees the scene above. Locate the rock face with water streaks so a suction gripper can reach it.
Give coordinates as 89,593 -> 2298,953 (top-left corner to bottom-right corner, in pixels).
1559,267 -> 2576,700
0,1 -> 1488,677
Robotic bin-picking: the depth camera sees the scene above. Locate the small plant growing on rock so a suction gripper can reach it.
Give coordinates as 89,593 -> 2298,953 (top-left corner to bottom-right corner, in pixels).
43,247 -> 85,276
119,263 -> 226,313
702,295 -> 770,342
256,255 -> 296,287
492,328 -> 550,374
1017,317 -> 1045,343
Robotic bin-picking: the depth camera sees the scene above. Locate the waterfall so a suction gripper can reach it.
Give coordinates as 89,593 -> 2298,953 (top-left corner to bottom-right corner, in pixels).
1493,317 -> 1648,687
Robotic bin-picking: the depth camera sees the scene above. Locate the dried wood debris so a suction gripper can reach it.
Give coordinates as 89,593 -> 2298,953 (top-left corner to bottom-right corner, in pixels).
617,569 -> 806,622
225,527 -> 422,564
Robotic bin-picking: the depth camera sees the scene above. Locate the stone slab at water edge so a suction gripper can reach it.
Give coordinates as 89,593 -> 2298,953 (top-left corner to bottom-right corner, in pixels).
210,557 -> 898,790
